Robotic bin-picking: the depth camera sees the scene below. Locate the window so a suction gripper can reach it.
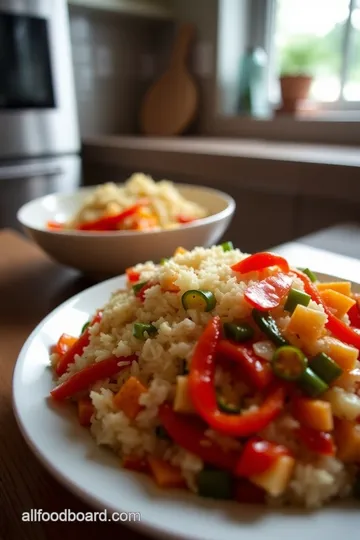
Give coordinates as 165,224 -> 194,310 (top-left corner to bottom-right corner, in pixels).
270,0 -> 360,109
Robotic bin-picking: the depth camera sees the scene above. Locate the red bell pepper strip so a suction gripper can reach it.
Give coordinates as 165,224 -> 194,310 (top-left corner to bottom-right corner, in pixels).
51,355 -> 137,401
55,333 -> 78,356
188,317 -> 285,437
297,426 -> 335,456
77,200 -> 148,231
126,268 -> 141,283
244,272 -> 293,311
347,295 -> 360,329
47,220 -> 64,230
235,437 -> 292,477
177,215 -> 195,224
55,311 -> 103,376
217,340 -> 274,391
158,403 -> 239,471
231,252 -> 290,274
292,269 -> 360,350
136,281 -> 155,302
233,479 -> 266,505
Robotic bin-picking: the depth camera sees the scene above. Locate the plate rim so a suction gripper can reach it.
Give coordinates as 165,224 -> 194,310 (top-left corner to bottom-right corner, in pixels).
12,270 -> 360,539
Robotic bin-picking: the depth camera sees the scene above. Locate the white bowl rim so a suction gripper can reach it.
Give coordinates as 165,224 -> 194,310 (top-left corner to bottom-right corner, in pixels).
17,183 -> 236,238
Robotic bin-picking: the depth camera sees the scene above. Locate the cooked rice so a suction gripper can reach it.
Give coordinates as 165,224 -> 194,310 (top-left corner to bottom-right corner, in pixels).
52,245 -> 360,507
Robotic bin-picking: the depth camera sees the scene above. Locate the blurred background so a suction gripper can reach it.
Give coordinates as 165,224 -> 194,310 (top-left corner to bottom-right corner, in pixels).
1,0 -> 359,253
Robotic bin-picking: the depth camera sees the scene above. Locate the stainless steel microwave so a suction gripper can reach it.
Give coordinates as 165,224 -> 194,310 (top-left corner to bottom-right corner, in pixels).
0,0 -> 79,159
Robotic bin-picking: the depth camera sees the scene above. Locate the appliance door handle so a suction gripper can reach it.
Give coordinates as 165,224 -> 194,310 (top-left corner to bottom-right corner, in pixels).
0,162 -> 63,181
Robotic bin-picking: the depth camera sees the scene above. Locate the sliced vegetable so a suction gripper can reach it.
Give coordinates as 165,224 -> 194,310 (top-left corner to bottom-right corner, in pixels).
298,367 -> 329,397
292,397 -> 334,432
147,456 -> 186,489
51,355 -> 136,401
244,273 -> 293,311
55,333 -> 78,356
298,267 -> 317,282
181,289 -> 216,312
310,352 -> 343,384
250,455 -> 295,497
334,419 -> 360,463
217,395 -> 241,415
197,470 -> 232,500
126,268 -> 140,283
160,258 -> 168,265
223,322 -> 254,343
123,455 -> 149,474
321,337 -> 357,371
220,241 -> 234,252
81,321 -> 90,335
231,252 -> 290,274
292,269 -> 360,350
132,281 -> 149,295
272,345 -> 307,382
155,425 -> 171,440
235,438 -> 291,477
55,311 -> 103,376
316,281 -> 352,296
287,304 -> 327,343
77,201 -> 146,231
233,479 -> 266,505
297,426 -> 335,455
217,340 -> 274,391
158,403 -> 240,471
323,387 -> 360,422
173,376 -> 195,414
252,309 -> 288,347
136,281 -> 154,302
347,301 -> 360,329
319,289 -> 356,319
284,288 -> 311,313
113,376 -> 147,420
133,322 -> 157,340
77,397 -> 94,427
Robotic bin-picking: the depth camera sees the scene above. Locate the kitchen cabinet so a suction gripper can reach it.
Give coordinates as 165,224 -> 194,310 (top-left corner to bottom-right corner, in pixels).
67,0 -> 174,19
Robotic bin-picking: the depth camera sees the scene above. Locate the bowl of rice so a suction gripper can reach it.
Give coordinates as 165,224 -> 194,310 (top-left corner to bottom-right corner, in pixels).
47,244 -> 360,510
17,173 -> 235,276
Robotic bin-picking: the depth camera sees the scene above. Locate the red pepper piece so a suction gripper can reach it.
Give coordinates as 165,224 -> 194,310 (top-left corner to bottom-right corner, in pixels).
233,479 -> 266,505
244,272 -> 293,311
297,426 -> 335,455
136,281 -> 155,302
126,268 -> 141,283
47,220 -> 64,230
217,340 -> 274,391
55,311 -> 103,376
158,403 -> 239,471
177,215 -> 195,224
235,437 -> 292,477
77,201 -> 148,231
293,269 -> 360,350
348,296 -> 360,329
51,355 -> 137,401
188,317 -> 285,437
55,333 -> 78,356
231,252 -> 290,274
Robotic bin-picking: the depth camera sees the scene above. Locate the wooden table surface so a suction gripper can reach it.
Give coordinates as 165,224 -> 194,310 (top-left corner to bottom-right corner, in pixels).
0,229 -> 146,540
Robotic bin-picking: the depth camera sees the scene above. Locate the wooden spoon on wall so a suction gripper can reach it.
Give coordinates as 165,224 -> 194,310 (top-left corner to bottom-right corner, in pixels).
139,23 -> 198,136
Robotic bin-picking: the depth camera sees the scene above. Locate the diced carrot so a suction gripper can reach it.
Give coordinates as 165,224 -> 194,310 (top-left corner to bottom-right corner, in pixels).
319,289 -> 356,319
113,376 -> 147,420
334,418 -> 360,463
322,337 -> 357,371
316,281 -> 352,297
174,247 -> 187,256
287,305 -> 327,343
162,275 -> 180,293
126,268 -> 140,283
147,456 -> 186,488
55,333 -> 78,356
123,455 -> 149,474
77,397 -> 94,427
293,397 -> 333,431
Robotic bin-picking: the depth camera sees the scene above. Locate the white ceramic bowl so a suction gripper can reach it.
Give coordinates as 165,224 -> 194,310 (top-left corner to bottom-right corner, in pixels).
17,184 -> 235,276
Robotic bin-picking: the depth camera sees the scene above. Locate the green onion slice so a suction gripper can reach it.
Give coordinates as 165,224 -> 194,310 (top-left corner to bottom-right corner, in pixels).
181,289 -> 216,312
272,345 -> 308,381
133,322 -> 157,340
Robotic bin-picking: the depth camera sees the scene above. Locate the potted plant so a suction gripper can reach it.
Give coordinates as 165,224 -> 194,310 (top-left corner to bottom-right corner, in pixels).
278,38 -> 319,113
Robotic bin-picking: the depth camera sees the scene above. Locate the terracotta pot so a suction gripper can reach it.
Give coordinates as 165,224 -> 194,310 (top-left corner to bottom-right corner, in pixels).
279,75 -> 312,113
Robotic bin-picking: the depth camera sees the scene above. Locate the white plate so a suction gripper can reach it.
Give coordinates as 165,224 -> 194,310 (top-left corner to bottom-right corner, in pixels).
13,272 -> 360,540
